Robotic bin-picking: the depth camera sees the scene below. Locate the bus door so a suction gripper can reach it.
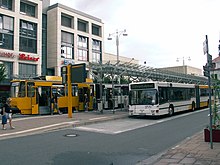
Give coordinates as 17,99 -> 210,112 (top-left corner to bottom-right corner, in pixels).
37,86 -> 51,115
100,86 -> 107,109
195,85 -> 200,109
104,87 -> 114,109
113,88 -> 119,109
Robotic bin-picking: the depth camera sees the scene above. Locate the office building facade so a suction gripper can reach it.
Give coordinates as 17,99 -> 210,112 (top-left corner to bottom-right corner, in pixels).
0,0 -> 44,97
0,0 -> 104,97
47,3 -> 103,76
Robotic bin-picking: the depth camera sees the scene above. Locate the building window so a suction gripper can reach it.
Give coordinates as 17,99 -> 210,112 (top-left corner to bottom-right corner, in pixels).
77,19 -> 88,32
92,24 -> 101,36
61,14 -> 72,28
92,39 -> 101,63
0,14 -> 14,50
61,31 -> 74,59
19,20 -> 37,53
20,1 -> 36,17
0,0 -> 12,10
77,35 -> 88,61
19,63 -> 37,78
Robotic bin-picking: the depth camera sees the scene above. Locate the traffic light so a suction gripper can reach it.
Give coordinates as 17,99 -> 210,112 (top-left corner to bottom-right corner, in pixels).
207,54 -> 212,65
61,66 -> 67,84
203,65 -> 209,77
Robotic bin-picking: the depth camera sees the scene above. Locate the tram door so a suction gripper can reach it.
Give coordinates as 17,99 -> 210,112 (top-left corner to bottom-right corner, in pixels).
78,86 -> 90,111
36,86 -> 51,114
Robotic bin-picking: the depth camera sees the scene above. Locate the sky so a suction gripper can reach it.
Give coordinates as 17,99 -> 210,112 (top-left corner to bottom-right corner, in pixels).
50,0 -> 220,69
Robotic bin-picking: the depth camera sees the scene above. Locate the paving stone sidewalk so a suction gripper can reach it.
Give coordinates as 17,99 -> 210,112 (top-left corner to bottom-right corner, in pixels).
139,131 -> 220,165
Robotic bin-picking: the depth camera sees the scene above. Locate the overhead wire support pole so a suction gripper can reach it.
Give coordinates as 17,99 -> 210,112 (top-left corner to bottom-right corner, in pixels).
100,60 -> 103,113
205,35 -> 213,149
67,64 -> 72,118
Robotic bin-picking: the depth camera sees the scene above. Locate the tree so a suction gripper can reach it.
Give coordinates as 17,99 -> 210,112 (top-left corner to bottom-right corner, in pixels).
0,63 -> 6,82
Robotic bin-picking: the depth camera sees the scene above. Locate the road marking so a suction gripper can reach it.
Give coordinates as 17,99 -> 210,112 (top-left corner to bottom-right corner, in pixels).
73,126 -> 115,134
89,117 -> 108,121
0,121 -> 79,137
75,109 -> 208,134
13,114 -> 68,121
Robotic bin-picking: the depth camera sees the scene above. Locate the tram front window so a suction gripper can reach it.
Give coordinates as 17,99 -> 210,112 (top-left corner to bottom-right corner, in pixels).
10,82 -> 20,98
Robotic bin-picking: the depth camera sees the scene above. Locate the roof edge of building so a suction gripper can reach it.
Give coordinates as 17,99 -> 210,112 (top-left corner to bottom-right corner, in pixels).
47,3 -> 103,23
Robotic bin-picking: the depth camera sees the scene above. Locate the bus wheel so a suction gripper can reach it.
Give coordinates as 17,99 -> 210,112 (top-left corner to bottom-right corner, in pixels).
168,107 -> 174,116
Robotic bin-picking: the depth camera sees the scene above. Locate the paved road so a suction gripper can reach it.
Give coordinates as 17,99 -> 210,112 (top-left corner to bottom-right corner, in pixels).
0,109 -> 209,165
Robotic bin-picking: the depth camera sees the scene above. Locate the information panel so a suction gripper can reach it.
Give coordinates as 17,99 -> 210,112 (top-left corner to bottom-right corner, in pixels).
71,63 -> 86,83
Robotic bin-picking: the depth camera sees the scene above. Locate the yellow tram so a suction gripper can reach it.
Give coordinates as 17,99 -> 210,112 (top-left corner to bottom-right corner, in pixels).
10,76 -> 94,115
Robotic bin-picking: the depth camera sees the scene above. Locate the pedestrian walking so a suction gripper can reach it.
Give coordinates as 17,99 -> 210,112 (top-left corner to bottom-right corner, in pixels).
1,98 -> 7,130
93,96 -> 97,111
124,96 -> 129,111
51,93 -> 62,115
1,98 -> 15,130
84,94 -> 89,112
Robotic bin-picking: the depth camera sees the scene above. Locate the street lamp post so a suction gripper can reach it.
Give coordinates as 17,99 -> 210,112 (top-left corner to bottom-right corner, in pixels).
107,29 -> 128,71
176,56 -> 191,74
176,56 -> 191,66
108,29 -> 127,113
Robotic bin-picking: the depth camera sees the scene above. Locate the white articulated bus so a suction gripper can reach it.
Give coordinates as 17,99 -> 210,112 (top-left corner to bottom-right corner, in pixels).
129,81 -> 212,117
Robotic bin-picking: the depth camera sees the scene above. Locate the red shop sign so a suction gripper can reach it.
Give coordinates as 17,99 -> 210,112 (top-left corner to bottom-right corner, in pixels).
0,52 -> 15,58
19,53 -> 39,61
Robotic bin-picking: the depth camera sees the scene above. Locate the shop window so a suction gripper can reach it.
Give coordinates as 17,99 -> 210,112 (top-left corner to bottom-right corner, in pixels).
19,63 -> 37,78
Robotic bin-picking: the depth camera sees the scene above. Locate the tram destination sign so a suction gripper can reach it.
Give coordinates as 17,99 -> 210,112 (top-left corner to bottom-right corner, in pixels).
131,83 -> 155,89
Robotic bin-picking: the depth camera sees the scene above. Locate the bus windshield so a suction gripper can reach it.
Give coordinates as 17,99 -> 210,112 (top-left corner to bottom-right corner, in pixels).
130,89 -> 158,105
